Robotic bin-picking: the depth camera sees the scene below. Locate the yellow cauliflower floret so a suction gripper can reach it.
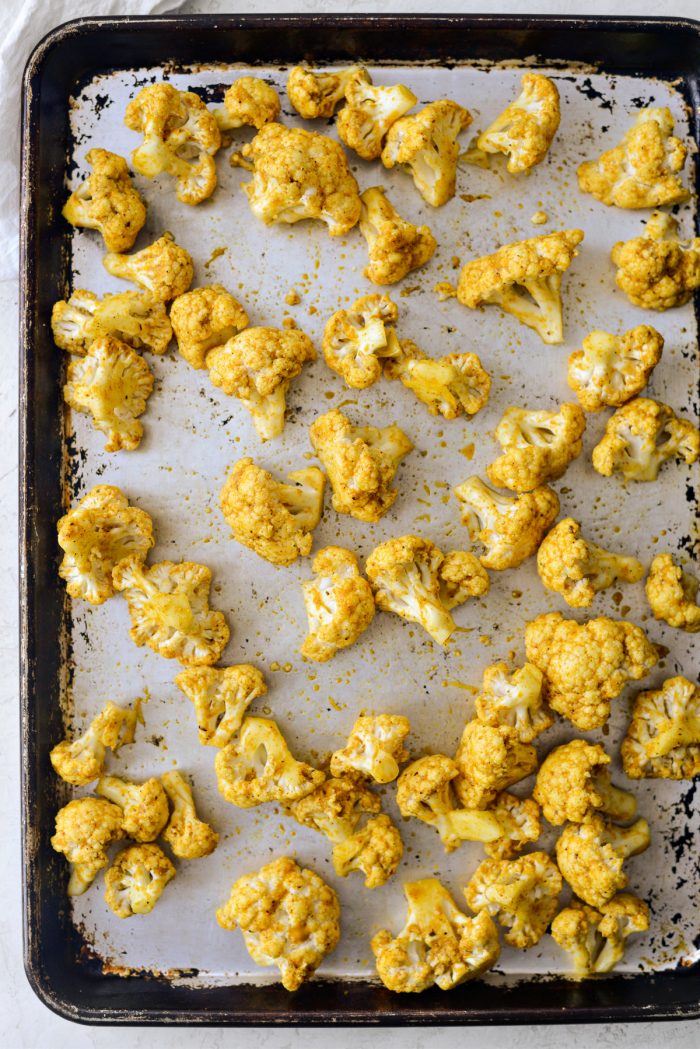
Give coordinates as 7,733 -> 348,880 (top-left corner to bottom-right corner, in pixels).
534,739 -> 637,826
611,211 -> 700,310
322,293 -> 402,389
170,284 -> 249,370
161,770 -> 219,859
555,814 -> 651,910
453,720 -> 538,810
464,851 -> 562,949
96,775 -> 169,843
525,611 -> 658,731
104,843 -> 176,918
646,553 -> 700,632
337,70 -> 417,160
453,476 -> 559,571
103,232 -> 194,302
330,713 -> 410,784
578,107 -> 689,209
300,546 -> 376,662
175,663 -> 267,747
125,82 -> 221,205
483,792 -> 542,860
62,148 -> 146,252
287,64 -> 365,119
286,775 -> 380,843
486,403 -> 586,492
215,716 -> 325,808
551,893 -> 650,978
474,661 -> 553,743
64,334 -> 154,452
381,100 -> 472,207
112,556 -> 230,666
241,123 -> 361,236
50,699 -> 142,786
592,397 -> 699,482
384,339 -> 491,420
359,186 -> 436,285
309,408 -> 413,523
57,484 -> 153,605
206,326 -> 316,440
51,797 -> 124,896
457,229 -> 584,344
216,76 -> 280,130
536,517 -> 644,608
219,457 -> 325,566
621,675 -> 700,780
332,813 -> 403,889
477,73 -> 560,173
51,289 -> 172,356
372,878 -> 500,992
567,326 -> 664,412
217,856 -> 340,992
437,550 -> 490,609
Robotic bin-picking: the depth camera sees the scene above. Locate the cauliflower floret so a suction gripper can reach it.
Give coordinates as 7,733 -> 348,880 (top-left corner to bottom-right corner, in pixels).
536,517 -> 645,609
322,293 -> 402,389
103,232 -> 194,302
578,107 -> 689,209
286,775 -> 380,843
51,797 -> 124,896
300,546 -> 376,662
309,408 -> 412,522
396,754 -> 503,853
611,211 -> 700,311
124,82 -> 221,205
287,64 -> 365,119
384,339 -> 491,420
371,877 -> 500,992
567,326 -> 664,412
112,556 -> 230,666
525,612 -> 658,731
216,856 -> 340,991
96,775 -> 169,842
57,484 -> 153,605
104,843 -> 176,918
170,284 -> 249,370
50,699 -> 142,786
51,289 -> 172,356
62,148 -> 146,252
646,553 -> 700,632
241,123 -> 361,236
219,457 -> 325,566
359,186 -> 436,285
215,76 -> 280,130
592,397 -> 699,482
474,662 -> 553,743
453,476 -> 559,571
483,792 -> 542,860
215,716 -> 325,808
437,550 -> 490,609
337,71 -> 417,160
453,720 -> 538,810
456,229 -> 584,344
551,893 -> 650,978
476,73 -> 560,174
332,814 -> 404,888
175,664 -> 267,747
621,675 -> 700,780
555,814 -> 651,910
161,770 -> 219,858
381,100 -> 472,207
464,852 -> 562,949
206,326 -> 316,440
534,739 -> 638,826
330,713 -> 410,784
486,403 -> 586,492
64,334 -> 154,453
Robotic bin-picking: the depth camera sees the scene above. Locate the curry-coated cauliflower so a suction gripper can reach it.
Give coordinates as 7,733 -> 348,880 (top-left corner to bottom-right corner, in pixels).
646,553 -> 700,632
536,517 -> 645,608
51,289 -> 172,356
241,123 -> 361,236
219,457 -> 325,566
555,814 -> 651,910
578,107 -> 690,209
217,856 -> 340,991
464,851 -> 562,949
525,612 -> 658,731
287,64 -> 365,119
359,186 -> 437,285
336,70 -> 417,160
104,843 -> 176,918
474,661 -> 553,743
384,339 -> 491,420
567,326 -> 664,412
216,76 -> 280,130
161,770 -> 220,859
453,476 -> 560,571
486,403 -> 586,492
96,774 -> 169,842
300,546 -> 376,662
322,293 -> 402,389
170,284 -> 249,370
112,556 -> 230,666
286,775 -> 380,843
57,484 -> 153,605
371,877 -> 500,992
330,713 -> 410,784
483,792 -> 542,860
215,716 -> 325,808
534,739 -> 638,826
62,148 -> 147,252
621,676 -> 700,780
175,663 -> 267,747
456,229 -> 584,344
453,720 -> 538,811
103,232 -> 194,302
551,893 -> 650,978
381,100 -> 472,207
51,797 -> 124,896
207,326 -> 316,440
476,73 -> 560,174
125,82 -> 221,205
332,814 -> 404,889
611,211 -> 700,311
592,397 -> 700,482
50,699 -> 142,786
309,408 -> 413,523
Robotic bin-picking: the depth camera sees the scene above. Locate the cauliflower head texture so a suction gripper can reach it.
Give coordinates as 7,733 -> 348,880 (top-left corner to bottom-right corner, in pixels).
103,232 -> 194,302
300,546 -> 376,662
322,293 -> 402,389
337,70 -> 417,160
287,64 -> 365,119
216,76 -> 280,130
170,284 -> 249,370
96,774 -> 169,842
536,517 -> 644,608
215,716 -> 325,808
381,100 -> 472,207
551,893 -> 650,978
474,661 -> 552,743
464,851 -> 562,949
486,402 -> 586,492
62,148 -> 146,252
51,289 -> 172,356
359,186 -> 436,285
330,713 -> 410,784
477,73 -> 560,174
555,814 -> 651,909
385,339 -> 491,420
454,476 -> 559,571
50,699 -> 142,787
621,675 -> 700,780
611,211 -> 700,311
453,720 -> 538,810
483,792 -> 542,860
332,813 -> 404,889
104,843 -> 176,918
534,739 -> 637,826
175,663 -> 267,747
646,553 -> 700,632
592,397 -> 699,482
161,770 -> 219,858
567,326 -> 664,412
51,797 -> 124,896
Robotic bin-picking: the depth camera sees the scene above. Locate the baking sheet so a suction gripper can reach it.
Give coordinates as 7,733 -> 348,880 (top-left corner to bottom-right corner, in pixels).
62,61 -> 699,985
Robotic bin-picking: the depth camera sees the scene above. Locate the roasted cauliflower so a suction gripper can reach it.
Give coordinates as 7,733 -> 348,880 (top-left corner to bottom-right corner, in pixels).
476,73 -> 560,174
336,70 -> 417,160
287,64 -> 365,119
216,76 -> 280,130
286,775 -> 380,844
486,403 -> 586,492
621,675 -> 700,780
381,100 -> 472,207
51,288 -> 172,356
300,546 -> 376,662
62,147 -> 146,252
175,663 -> 267,747
332,813 -> 404,889
551,893 -> 650,978
96,774 -> 169,842
474,661 -> 553,743
170,284 -> 249,370
322,293 -> 401,389
567,326 -> 664,412
161,770 -> 219,859
453,476 -> 559,571
50,699 -> 142,787
555,814 -> 651,910
483,792 -> 542,860
591,397 -> 699,482
534,739 -> 637,826
453,720 -> 538,811
536,517 -> 645,608
51,797 -> 124,896
465,851 -> 562,948
384,339 -> 491,420
611,211 -> 700,311
646,553 -> 700,632
330,713 -> 410,784
215,716 -> 325,808
103,232 -> 194,302
104,843 -> 176,918
359,186 -> 436,285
